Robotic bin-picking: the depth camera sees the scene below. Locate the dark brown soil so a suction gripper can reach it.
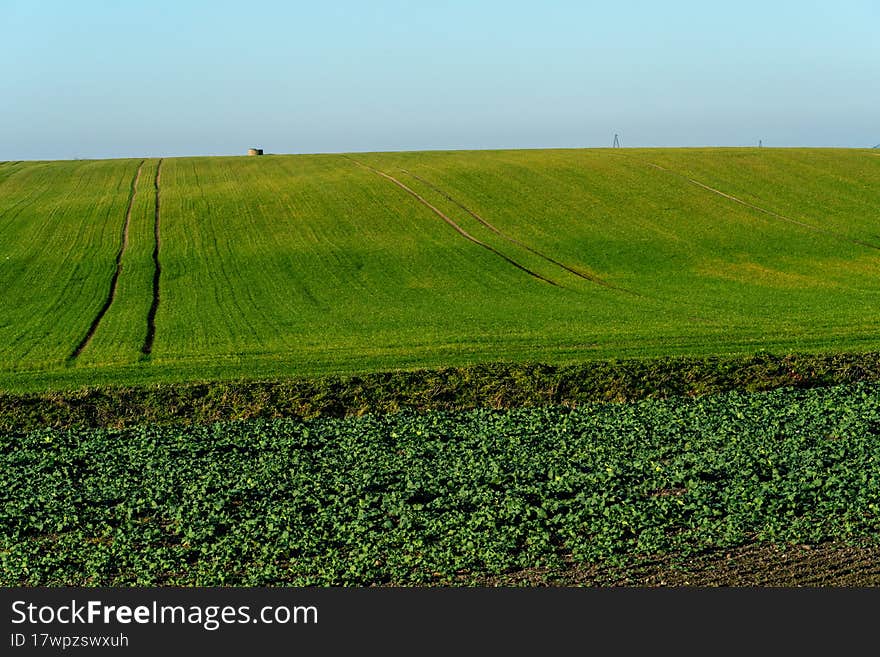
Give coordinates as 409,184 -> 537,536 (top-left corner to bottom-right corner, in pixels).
5,352 -> 880,432
142,158 -> 162,356
470,540 -> 880,587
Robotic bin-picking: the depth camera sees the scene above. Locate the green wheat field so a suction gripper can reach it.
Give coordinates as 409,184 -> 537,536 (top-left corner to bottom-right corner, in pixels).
2,147 -> 879,392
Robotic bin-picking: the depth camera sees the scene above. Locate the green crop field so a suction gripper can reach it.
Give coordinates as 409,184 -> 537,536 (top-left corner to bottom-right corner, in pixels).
2,147 -> 879,392
5,381 -> 880,586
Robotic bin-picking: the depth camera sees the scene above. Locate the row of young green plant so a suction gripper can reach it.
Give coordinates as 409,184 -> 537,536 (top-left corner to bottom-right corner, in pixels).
3,381 -> 880,585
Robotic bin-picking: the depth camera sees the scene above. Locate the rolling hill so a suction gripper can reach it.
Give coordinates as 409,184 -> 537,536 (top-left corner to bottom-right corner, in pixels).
1,147 -> 879,391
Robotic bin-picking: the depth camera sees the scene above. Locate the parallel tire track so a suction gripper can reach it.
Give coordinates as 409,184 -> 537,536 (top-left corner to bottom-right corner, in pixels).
68,160 -> 145,361
346,157 -> 560,286
142,159 -> 163,356
646,162 -> 880,251
399,168 -> 641,295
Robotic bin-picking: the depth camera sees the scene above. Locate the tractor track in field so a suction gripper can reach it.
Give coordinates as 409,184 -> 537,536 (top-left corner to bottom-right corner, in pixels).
68,160 -> 145,361
646,162 -> 880,251
399,168 -> 641,295
345,157 -> 560,287
142,159 -> 163,356
393,166 -> 732,324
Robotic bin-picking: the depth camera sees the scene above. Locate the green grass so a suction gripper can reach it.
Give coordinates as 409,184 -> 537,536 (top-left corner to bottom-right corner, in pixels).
4,381 -> 880,585
2,148 -> 879,391
77,159 -> 158,365
0,159 -> 141,368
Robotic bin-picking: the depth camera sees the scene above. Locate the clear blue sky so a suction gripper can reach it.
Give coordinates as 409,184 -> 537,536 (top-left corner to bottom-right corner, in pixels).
2,0 -> 877,160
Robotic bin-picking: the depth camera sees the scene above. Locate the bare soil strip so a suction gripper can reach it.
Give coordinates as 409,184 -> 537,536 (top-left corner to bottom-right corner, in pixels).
472,540 -> 880,587
647,162 -> 880,251
141,159 -> 163,356
68,160 -> 145,361
346,157 -> 560,286
399,168 -> 640,295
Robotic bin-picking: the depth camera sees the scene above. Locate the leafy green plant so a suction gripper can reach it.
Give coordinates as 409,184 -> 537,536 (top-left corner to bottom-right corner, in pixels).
3,381 -> 880,585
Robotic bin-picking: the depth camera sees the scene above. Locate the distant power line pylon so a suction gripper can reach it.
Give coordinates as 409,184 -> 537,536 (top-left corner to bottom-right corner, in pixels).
613,134 -> 620,148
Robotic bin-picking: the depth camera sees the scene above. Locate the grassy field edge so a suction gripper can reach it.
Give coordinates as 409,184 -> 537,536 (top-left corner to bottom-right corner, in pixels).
4,349 -> 880,432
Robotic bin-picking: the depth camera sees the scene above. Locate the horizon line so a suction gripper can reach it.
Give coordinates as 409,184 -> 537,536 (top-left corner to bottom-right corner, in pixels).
5,143 -> 878,164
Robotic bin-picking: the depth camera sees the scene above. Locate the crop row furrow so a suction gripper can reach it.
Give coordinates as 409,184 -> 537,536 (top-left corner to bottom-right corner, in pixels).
645,161 -> 880,251
398,168 -> 639,294
68,160 -> 145,360
346,157 -> 560,287
142,159 -> 163,356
